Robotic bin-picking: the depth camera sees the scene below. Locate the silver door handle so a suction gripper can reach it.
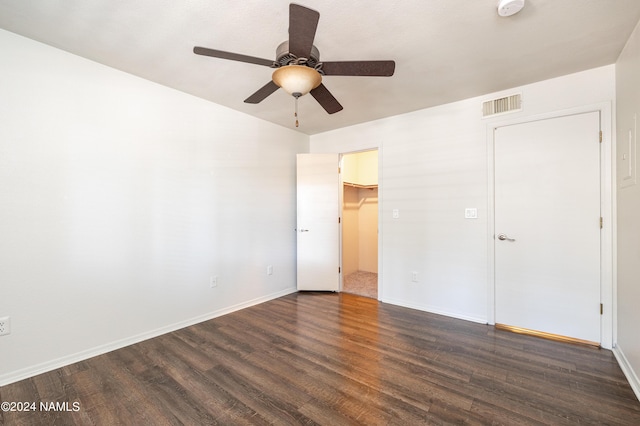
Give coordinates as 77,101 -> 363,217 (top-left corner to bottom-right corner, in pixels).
497,233 -> 515,241
300,229 -> 309,232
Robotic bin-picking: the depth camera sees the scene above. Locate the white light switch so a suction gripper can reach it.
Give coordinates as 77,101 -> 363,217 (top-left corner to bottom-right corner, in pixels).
392,209 -> 399,219
465,208 -> 478,219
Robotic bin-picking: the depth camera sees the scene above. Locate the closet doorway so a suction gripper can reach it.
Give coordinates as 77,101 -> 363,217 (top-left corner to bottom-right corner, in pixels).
341,150 -> 378,299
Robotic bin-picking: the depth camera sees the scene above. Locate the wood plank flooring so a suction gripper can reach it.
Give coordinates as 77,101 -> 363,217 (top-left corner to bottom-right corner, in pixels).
1,292 -> 639,425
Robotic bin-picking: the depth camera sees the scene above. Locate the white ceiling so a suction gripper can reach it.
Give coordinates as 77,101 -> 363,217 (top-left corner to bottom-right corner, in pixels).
1,0 -> 639,135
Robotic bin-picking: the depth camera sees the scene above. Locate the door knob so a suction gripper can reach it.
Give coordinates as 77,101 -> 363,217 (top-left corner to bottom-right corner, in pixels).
299,229 -> 310,232
497,233 -> 515,241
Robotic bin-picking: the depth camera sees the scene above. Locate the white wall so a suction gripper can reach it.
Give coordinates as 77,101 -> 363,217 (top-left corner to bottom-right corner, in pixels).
615,17 -> 640,399
311,65 -> 615,324
342,185 -> 360,275
342,150 -> 378,186
357,187 -> 378,273
342,186 -> 378,275
0,29 -> 308,385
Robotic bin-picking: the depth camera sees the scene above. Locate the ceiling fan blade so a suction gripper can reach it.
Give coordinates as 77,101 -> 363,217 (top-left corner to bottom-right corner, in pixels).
321,61 -> 396,76
193,46 -> 274,67
288,4 -> 320,58
244,80 -> 280,104
310,84 -> 343,114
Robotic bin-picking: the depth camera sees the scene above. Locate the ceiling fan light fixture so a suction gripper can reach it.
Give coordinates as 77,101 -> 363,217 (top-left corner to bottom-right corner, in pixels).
272,65 -> 322,97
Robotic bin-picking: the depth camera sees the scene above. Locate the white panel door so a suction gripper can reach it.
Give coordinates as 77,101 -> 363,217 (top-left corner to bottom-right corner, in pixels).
296,153 -> 340,291
494,112 -> 601,343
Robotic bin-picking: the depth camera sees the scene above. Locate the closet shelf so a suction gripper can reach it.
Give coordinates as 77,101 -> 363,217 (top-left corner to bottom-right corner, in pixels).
344,182 -> 378,190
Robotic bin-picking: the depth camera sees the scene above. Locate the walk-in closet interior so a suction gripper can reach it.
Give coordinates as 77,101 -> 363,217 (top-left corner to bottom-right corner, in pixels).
341,150 -> 378,298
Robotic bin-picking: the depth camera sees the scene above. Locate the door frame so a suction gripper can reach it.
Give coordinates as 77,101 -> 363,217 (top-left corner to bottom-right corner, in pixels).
485,102 -> 614,349
339,148 -> 382,299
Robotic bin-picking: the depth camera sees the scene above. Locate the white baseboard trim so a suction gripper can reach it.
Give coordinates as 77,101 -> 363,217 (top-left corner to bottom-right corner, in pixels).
0,287 -> 297,387
381,297 -> 487,325
612,344 -> 640,402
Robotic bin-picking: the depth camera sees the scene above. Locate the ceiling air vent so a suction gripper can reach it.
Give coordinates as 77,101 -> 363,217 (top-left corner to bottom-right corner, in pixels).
482,94 -> 522,117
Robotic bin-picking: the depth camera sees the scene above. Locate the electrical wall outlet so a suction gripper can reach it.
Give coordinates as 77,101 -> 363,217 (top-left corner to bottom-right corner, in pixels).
210,276 -> 218,288
0,316 -> 11,336
411,272 -> 419,283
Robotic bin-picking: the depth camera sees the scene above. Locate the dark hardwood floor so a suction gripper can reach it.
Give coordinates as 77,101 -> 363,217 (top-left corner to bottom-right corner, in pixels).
2,292 -> 639,425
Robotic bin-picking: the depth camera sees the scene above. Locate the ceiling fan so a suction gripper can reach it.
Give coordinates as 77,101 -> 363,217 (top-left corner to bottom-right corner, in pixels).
193,3 -> 395,124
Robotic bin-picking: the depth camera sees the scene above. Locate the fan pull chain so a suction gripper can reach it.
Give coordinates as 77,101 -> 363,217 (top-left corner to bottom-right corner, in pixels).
294,94 -> 300,127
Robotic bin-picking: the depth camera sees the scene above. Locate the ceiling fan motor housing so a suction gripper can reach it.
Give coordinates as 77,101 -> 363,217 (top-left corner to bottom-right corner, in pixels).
275,41 -> 321,69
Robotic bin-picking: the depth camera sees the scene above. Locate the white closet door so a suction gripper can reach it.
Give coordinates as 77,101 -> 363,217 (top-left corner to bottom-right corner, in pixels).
494,111 -> 601,343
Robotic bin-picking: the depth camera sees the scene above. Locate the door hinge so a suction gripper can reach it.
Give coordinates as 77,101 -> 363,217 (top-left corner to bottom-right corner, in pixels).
338,217 -> 341,224
599,130 -> 602,143
600,303 -> 603,315
338,167 -> 341,174
600,217 -> 603,229
338,267 -> 341,274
